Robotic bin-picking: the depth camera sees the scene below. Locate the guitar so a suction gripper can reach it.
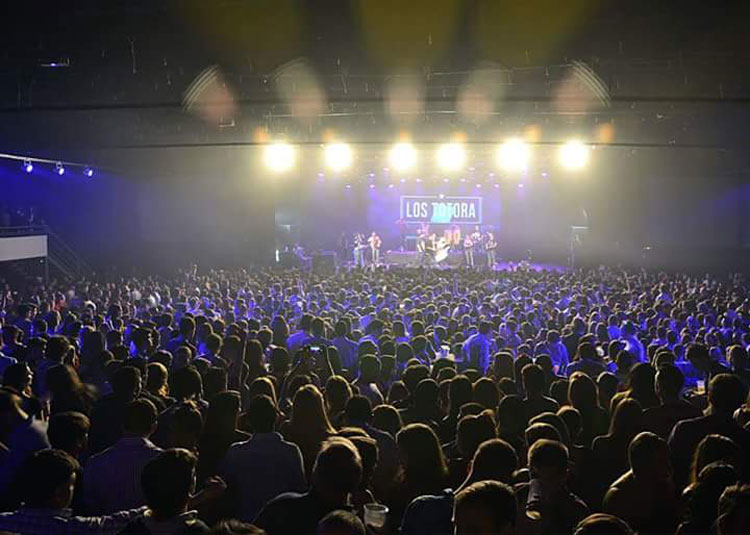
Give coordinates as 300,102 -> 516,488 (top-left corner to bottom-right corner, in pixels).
485,235 -> 497,251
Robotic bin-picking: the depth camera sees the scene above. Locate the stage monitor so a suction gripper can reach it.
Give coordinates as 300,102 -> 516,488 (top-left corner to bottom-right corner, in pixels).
400,195 -> 483,224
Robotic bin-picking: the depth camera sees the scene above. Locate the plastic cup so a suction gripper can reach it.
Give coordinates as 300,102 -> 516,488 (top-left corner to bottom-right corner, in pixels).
363,503 -> 388,529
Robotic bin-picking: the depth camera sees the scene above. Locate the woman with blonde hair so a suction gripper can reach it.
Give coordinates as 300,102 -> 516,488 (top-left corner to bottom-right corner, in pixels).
281,384 -> 336,479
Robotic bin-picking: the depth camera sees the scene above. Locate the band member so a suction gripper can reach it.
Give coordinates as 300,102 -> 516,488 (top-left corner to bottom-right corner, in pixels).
419,222 -> 430,238
471,226 -> 482,248
450,224 -> 461,247
485,231 -> 497,269
338,232 -> 350,259
395,218 -> 407,251
353,232 -> 366,268
416,229 -> 428,266
434,235 -> 451,263
368,231 -> 382,265
463,233 -> 475,268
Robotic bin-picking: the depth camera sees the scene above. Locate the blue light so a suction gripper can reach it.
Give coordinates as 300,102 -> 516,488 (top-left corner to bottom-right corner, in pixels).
57,166 -> 65,176
84,167 -> 94,177
23,162 -> 33,173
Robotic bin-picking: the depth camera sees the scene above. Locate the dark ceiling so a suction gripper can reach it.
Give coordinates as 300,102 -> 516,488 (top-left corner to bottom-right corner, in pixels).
0,0 -> 748,173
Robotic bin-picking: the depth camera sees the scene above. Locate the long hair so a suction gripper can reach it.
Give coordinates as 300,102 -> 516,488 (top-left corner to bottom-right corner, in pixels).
290,385 -> 335,436
396,423 -> 449,496
46,364 -> 95,415
568,372 -> 599,412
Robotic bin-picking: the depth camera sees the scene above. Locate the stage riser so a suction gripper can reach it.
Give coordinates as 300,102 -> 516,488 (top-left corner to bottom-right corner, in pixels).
384,251 -> 491,267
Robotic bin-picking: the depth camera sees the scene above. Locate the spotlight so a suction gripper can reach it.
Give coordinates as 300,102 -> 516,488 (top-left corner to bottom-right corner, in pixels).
23,160 -> 33,174
264,142 -> 295,172
389,142 -> 417,172
55,162 -> 65,176
497,139 -> 530,172
369,184 -> 375,189
324,143 -> 352,171
559,141 -> 590,170
436,143 -> 466,171
83,167 -> 94,177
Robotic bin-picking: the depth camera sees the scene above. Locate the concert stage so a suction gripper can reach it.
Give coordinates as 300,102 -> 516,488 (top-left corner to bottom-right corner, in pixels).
376,251 -> 567,272
383,250 -> 469,267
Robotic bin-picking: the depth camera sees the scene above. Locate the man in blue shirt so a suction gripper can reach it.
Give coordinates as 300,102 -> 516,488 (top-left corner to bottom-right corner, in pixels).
287,314 -> 313,355
332,320 -> 358,374
461,321 -> 496,373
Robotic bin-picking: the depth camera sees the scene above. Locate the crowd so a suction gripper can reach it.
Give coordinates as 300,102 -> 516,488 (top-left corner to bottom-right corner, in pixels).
0,264 -> 749,535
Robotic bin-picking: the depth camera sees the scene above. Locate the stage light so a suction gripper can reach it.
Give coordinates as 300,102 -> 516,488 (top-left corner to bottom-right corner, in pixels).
324,143 -> 352,171
23,160 -> 33,174
436,143 -> 465,171
83,167 -> 94,177
369,184 -> 375,189
497,139 -> 530,172
389,142 -> 417,172
55,162 -> 65,176
388,183 -> 395,189
264,142 -> 295,172
559,140 -> 589,170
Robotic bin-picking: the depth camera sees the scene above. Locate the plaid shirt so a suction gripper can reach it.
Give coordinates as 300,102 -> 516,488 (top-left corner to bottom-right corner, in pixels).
0,506 -> 146,535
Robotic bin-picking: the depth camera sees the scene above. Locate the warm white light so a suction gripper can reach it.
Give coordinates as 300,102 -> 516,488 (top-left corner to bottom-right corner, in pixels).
559,140 -> 590,170
389,142 -> 417,172
436,143 -> 466,171
324,143 -> 353,171
497,139 -> 530,172
264,142 -> 295,172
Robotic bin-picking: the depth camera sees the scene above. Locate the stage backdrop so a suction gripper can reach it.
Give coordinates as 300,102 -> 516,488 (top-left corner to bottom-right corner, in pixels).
278,178 -> 578,261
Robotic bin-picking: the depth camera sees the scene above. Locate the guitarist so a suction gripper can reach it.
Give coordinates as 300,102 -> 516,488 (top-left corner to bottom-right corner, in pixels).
353,233 -> 366,268
368,231 -> 382,266
485,231 -> 498,269
463,233 -> 475,268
